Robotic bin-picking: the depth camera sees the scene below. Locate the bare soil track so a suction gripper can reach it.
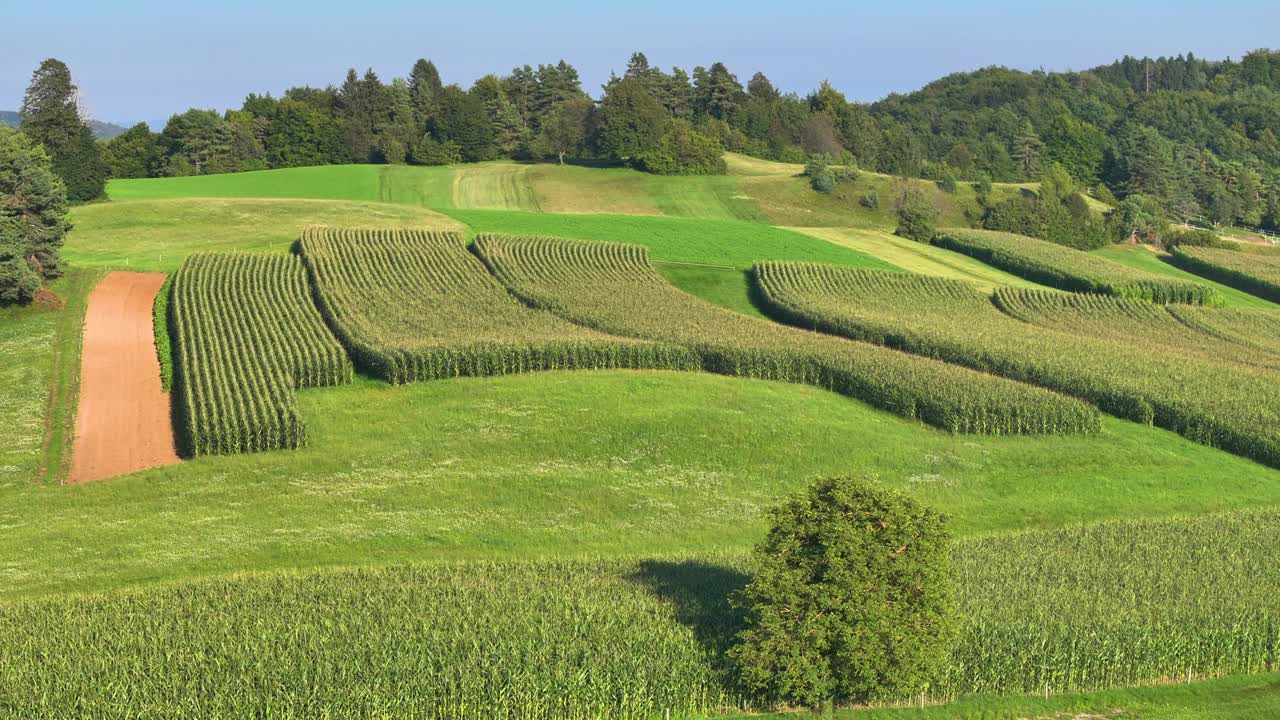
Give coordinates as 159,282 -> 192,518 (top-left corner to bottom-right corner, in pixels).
68,271 -> 179,483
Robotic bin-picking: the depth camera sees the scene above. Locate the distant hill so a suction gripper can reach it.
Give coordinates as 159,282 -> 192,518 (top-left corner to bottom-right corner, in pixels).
0,110 -> 129,140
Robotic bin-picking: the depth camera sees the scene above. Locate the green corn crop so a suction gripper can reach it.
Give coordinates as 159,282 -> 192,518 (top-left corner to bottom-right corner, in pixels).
169,252 -> 352,455
936,228 -> 1218,304
753,260 -> 1280,467
474,234 -> 1099,435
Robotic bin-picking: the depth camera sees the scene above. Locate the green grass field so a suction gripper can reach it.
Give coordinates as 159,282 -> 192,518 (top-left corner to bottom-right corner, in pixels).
9,158 -> 1280,716
740,674 -> 1280,719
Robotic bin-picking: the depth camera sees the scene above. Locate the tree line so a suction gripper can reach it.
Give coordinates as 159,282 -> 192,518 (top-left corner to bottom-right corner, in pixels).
9,49 -> 1280,234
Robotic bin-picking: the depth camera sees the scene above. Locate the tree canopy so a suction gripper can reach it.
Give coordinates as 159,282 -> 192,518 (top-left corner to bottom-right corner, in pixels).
0,127 -> 70,305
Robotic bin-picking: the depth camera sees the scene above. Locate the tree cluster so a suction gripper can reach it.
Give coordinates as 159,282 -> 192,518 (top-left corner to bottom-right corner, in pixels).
18,59 -> 107,201
88,48 -> 1280,229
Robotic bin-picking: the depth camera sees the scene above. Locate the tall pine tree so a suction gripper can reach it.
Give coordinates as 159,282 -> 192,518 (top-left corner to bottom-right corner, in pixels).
20,59 -> 106,201
0,127 -> 70,304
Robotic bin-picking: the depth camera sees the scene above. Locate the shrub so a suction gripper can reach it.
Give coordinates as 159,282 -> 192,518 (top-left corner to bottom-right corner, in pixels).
1164,227 -> 1237,250
731,477 -> 957,707
859,190 -> 880,210
895,187 -> 938,242
936,172 -> 958,194
635,120 -> 726,176
410,135 -> 462,166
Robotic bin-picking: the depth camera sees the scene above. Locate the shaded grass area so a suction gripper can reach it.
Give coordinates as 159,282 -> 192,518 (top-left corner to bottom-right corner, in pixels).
446,209 -> 895,268
64,198 -> 462,272
730,673 -> 1280,720
4,369 -> 1276,597
1093,244 -> 1280,310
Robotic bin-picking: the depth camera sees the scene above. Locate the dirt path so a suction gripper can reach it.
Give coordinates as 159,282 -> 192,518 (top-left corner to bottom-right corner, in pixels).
68,271 -> 179,483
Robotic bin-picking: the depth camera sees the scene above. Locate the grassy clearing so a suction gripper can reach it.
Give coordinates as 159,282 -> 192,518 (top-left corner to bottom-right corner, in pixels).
789,226 -> 1037,291
446,209 -> 895,268
656,264 -> 768,318
1,512 -> 1274,717
64,198 -> 462,272
1,370 -> 1277,597
1093,244 -> 1278,309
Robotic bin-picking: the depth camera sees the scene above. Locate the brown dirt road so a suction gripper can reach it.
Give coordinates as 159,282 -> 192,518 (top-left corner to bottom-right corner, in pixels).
68,271 -> 180,483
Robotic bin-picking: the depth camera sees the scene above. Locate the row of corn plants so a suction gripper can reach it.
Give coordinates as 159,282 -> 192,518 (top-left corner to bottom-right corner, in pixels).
474,234 -> 1099,435
1169,245 -> 1280,303
1,511 -> 1274,717
297,227 -> 699,384
169,252 -> 352,455
753,261 -> 1280,467
935,228 -> 1218,304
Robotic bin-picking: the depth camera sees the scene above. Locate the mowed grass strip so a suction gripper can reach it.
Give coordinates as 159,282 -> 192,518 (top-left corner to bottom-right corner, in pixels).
448,209 -> 896,269
65,197 -> 463,272
170,253 -> 352,455
789,226 -> 1039,291
937,228 -> 1217,304
754,262 -> 1280,468
299,227 -> 698,384
476,234 -> 1098,434
451,163 -> 542,211
1,511 -> 1274,717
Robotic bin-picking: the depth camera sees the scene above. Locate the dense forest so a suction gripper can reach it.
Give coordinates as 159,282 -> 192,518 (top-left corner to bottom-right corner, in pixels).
13,50 -> 1280,231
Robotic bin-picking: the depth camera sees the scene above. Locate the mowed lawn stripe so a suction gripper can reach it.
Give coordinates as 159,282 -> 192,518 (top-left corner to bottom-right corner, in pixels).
789,226 -> 1040,291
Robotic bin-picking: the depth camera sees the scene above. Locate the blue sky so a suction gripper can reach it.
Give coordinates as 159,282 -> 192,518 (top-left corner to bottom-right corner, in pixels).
3,0 -> 1277,129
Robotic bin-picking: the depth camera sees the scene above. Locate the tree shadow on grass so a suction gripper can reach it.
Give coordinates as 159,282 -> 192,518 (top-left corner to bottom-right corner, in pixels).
628,559 -> 751,687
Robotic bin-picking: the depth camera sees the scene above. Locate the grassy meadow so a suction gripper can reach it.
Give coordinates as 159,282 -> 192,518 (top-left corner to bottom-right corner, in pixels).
6,156 -> 1279,716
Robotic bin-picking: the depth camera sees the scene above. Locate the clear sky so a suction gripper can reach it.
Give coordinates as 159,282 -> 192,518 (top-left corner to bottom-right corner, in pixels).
3,0 -> 1277,129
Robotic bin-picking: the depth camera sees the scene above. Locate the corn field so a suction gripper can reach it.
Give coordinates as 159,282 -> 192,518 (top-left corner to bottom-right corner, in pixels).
1170,244 -> 1280,303
475,234 -> 1099,435
753,261 -> 1280,467
936,228 -> 1218,304
169,252 -> 352,455
298,227 -> 699,384
0,511 -> 1274,718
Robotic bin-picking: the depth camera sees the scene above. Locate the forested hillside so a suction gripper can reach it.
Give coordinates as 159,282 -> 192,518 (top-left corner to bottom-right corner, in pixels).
1,110 -> 127,139
88,49 -> 1280,231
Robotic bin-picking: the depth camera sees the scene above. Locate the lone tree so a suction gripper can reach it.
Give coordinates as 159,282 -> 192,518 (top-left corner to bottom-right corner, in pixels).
894,185 -> 939,242
731,477 -> 957,708
0,127 -> 70,305
20,59 -> 106,202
